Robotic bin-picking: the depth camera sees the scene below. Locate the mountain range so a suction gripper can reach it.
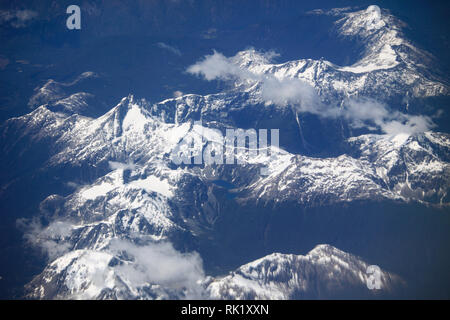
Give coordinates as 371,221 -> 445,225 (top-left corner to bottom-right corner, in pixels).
1,4 -> 449,299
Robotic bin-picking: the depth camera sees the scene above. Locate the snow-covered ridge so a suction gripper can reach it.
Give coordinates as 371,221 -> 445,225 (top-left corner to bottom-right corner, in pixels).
26,242 -> 207,300
11,94 -> 447,299
26,243 -> 402,300
335,5 -> 425,74
208,244 -> 402,299
27,72 -> 98,109
5,94 -> 449,208
247,132 -> 450,205
221,5 -> 448,100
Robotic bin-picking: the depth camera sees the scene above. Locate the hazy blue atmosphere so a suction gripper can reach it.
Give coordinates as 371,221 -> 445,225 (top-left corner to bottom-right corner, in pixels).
0,0 -> 449,299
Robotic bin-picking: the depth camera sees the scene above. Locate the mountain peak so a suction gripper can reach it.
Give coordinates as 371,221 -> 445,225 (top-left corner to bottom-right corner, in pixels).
338,5 -> 387,37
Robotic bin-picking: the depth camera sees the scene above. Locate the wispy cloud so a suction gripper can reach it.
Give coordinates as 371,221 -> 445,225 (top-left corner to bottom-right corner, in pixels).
306,7 -> 355,16
340,98 -> 435,135
156,42 -> 182,56
187,50 -> 435,136
0,9 -> 38,28
108,160 -> 137,171
17,218 -> 73,260
109,239 -> 206,299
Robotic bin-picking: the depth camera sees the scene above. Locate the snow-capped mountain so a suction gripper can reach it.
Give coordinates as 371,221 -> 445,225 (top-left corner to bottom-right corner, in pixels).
26,244 -> 402,300
10,93 -> 448,299
1,5 -> 449,299
207,244 -> 402,299
25,240 -> 208,300
241,5 -> 448,101
4,93 -> 448,209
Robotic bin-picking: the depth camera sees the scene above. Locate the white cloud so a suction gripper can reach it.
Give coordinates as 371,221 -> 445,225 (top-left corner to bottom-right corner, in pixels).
341,98 -> 435,135
109,239 -> 206,298
260,76 -> 319,109
187,50 -> 247,81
